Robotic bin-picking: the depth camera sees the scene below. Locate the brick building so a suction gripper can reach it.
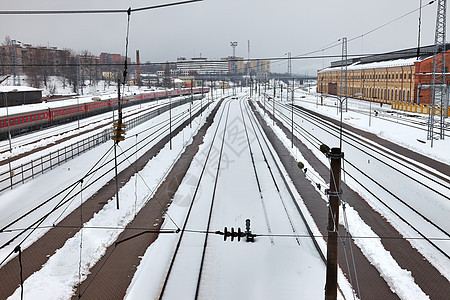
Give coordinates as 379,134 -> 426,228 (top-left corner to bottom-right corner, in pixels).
0,43 -> 70,77
317,44 -> 450,105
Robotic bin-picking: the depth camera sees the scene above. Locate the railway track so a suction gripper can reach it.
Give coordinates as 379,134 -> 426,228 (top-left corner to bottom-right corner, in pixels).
289,89 -> 450,135
260,96 -> 450,268
158,96 -> 333,299
158,97 -> 233,299
0,96 -> 217,299
0,97 -> 187,159
254,96 -> 450,299
0,99 -> 209,265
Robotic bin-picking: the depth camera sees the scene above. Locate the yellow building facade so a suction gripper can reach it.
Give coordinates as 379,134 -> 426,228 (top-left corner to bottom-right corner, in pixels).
318,63 -> 415,104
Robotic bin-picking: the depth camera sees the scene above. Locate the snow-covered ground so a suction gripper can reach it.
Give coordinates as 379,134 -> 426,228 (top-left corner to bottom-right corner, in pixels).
125,96 -> 353,299
0,82 -> 448,299
0,95 -> 189,170
258,86 -> 450,284
5,95 -> 218,299
0,97 -> 211,267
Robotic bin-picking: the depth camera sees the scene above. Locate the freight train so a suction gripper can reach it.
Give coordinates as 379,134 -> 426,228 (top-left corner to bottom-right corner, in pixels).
0,87 -> 209,140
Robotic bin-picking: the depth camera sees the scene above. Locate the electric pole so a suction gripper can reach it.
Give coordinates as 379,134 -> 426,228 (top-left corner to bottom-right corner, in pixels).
427,0 -> 448,145
112,79 -> 126,210
325,148 -> 343,300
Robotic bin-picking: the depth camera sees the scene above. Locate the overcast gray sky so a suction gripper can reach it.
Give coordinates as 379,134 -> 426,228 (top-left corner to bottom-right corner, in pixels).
0,0 -> 441,74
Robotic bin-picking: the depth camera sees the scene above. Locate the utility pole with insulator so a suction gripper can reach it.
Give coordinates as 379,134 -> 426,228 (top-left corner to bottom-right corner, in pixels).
112,79 -> 126,209
324,147 -> 343,300
190,78 -> 193,128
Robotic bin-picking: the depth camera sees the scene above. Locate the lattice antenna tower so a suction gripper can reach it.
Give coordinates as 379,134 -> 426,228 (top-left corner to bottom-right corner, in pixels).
287,52 -> 292,76
230,41 -> 238,74
340,37 -> 348,113
428,0 -> 448,144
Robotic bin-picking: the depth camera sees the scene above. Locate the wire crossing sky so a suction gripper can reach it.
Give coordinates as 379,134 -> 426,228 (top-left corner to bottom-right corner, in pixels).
0,0 -> 442,74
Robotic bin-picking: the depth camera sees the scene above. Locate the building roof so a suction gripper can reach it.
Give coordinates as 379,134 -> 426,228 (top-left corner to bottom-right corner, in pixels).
0,86 -> 42,93
319,57 -> 420,73
320,43 -> 450,74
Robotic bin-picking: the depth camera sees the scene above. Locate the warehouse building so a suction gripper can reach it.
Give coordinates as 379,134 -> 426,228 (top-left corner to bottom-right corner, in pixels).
0,86 -> 42,107
317,44 -> 450,106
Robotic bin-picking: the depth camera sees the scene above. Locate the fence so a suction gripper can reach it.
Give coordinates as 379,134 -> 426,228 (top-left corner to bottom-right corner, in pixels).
0,96 -> 195,194
391,101 -> 450,117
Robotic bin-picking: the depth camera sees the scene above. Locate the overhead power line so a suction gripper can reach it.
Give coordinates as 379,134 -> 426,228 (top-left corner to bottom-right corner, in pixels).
0,0 -> 203,15
288,0 -> 437,60
0,53 -> 411,68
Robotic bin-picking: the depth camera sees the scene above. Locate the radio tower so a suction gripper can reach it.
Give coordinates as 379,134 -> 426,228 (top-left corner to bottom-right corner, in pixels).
427,0 -> 448,146
230,41 -> 238,74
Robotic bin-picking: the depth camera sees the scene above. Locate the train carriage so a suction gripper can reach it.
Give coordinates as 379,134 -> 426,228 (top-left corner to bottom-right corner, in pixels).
0,87 -> 209,140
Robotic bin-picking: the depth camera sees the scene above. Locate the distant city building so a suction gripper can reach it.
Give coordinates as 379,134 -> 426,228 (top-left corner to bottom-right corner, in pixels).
0,42 -> 70,77
176,57 -> 228,75
99,52 -> 131,82
247,60 -> 271,76
176,56 -> 269,75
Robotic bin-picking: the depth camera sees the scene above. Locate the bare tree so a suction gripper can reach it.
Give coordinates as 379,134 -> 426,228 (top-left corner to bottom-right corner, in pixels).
48,83 -> 57,95
2,35 -> 12,46
163,62 -> 171,88
60,49 -> 78,93
24,48 -> 44,88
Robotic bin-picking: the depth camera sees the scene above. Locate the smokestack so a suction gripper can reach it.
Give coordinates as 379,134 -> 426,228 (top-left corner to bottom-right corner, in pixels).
136,50 -> 141,85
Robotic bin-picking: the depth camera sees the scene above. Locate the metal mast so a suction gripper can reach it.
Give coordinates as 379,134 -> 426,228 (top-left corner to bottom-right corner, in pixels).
340,37 -> 348,114
428,0 -> 447,145
287,52 -> 292,76
230,41 -> 238,74
417,0 -> 423,59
